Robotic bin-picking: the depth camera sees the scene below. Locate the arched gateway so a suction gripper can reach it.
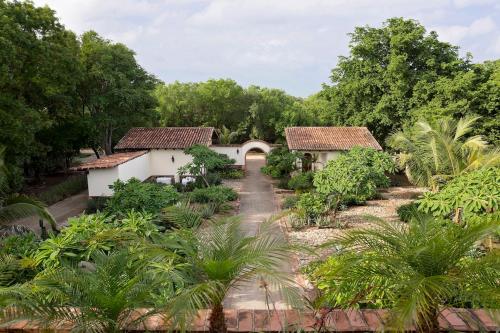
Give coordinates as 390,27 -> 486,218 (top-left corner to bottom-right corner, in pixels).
210,139 -> 278,168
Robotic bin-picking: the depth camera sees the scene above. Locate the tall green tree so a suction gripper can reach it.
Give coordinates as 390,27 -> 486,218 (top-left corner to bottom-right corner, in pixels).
0,0 -> 83,181
79,31 -> 158,155
319,18 -> 467,142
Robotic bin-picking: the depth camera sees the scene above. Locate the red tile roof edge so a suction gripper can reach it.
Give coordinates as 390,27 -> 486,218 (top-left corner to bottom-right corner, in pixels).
71,150 -> 148,171
0,308 -> 497,332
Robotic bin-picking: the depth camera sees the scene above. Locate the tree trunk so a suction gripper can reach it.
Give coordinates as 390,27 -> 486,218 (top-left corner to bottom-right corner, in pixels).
208,303 -> 227,333
92,146 -> 101,159
417,306 -> 440,333
103,126 -> 113,155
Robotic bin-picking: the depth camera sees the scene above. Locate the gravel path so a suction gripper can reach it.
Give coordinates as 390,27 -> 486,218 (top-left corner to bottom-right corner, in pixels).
286,186 -> 425,266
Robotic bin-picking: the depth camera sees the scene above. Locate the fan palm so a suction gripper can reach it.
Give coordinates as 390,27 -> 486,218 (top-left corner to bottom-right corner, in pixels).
388,116 -> 500,190
155,217 -> 303,333
326,214 -> 499,332
0,146 -> 58,233
0,250 -> 159,333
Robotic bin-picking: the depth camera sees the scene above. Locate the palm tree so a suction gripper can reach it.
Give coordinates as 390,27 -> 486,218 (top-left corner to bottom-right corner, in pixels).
0,250 -> 159,333
0,146 -> 58,233
154,217 -> 303,333
325,214 -> 499,332
388,116 -> 500,190
217,126 -> 238,144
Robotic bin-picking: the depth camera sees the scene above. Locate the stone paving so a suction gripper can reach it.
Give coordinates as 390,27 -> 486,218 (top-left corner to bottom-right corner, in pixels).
224,154 -> 295,310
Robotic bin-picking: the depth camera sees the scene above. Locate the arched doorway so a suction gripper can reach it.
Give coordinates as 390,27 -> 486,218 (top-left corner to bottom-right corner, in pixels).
240,140 -> 273,170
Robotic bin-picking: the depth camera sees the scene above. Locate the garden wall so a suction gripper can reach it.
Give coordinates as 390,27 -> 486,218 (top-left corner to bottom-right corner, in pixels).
1,308 -> 497,332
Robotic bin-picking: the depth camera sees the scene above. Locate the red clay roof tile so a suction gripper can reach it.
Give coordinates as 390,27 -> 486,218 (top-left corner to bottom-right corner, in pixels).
114,127 -> 214,150
285,127 -> 382,151
72,151 -> 148,171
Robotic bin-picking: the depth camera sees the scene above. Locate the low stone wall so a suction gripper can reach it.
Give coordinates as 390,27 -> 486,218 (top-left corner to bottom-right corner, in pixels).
1,308 -> 498,332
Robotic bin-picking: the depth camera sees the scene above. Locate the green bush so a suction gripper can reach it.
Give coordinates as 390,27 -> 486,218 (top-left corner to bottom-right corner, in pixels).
219,169 -> 244,179
106,178 -> 179,216
418,168 -> 499,219
397,202 -> 419,222
86,197 -> 109,213
296,192 -> 326,221
288,171 -> 314,192
282,195 -> 299,209
0,233 -> 39,257
314,147 -> 395,217
189,186 -> 237,204
36,175 -> 87,205
34,212 -> 159,268
305,256 -> 394,309
261,147 -> 302,179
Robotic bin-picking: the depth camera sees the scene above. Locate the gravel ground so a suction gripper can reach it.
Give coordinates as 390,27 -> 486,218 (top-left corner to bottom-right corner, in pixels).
282,186 -> 426,266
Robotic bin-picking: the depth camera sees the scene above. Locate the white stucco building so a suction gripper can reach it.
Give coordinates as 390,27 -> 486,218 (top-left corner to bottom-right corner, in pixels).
75,127 -> 278,197
76,126 -> 381,197
285,127 -> 382,171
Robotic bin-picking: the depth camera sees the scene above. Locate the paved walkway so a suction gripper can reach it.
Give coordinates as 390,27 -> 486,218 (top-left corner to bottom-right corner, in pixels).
224,154 -> 293,310
7,191 -> 88,234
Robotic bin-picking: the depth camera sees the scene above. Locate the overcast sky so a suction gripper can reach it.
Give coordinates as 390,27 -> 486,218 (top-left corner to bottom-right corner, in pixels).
33,0 -> 500,97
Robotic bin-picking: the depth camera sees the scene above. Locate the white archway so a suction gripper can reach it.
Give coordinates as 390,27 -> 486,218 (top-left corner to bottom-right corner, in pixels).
240,139 -> 273,156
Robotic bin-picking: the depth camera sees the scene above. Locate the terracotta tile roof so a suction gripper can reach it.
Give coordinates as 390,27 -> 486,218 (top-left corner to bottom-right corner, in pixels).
285,127 -> 382,151
114,127 -> 214,150
72,151 -> 148,170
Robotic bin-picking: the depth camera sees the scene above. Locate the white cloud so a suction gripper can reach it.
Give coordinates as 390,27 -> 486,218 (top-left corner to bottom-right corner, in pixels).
32,0 -> 500,97
433,16 -> 496,44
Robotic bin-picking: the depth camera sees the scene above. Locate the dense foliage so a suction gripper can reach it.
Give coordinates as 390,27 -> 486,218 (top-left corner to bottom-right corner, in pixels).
313,147 -> 395,217
388,116 -> 499,189
261,147 -> 302,179
189,186 -> 238,204
106,178 -> 179,216
308,215 -> 499,331
418,168 -> 499,219
180,145 -> 234,187
288,171 -> 314,192
0,1 -> 158,188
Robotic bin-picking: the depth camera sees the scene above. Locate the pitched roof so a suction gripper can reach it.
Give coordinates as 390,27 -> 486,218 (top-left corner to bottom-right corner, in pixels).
285,127 -> 382,151
72,151 -> 148,170
115,127 -> 214,150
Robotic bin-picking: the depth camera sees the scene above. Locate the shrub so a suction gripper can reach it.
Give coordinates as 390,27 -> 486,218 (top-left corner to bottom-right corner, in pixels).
296,192 -> 326,221
36,175 -> 87,205
261,147 -> 302,179
106,178 -> 179,216
397,202 -> 419,222
418,168 -> 499,220
0,233 -> 39,257
86,197 -> 109,213
282,195 -> 299,209
162,203 -> 202,229
288,171 -> 314,192
34,212 -> 159,268
180,145 -> 234,186
219,169 -> 244,179
190,186 -> 237,204
314,147 -> 395,218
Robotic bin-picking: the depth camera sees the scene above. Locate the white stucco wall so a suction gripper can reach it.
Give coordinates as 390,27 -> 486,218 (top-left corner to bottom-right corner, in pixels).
211,146 -> 242,165
293,150 -> 343,171
212,140 -> 274,167
149,149 -> 193,182
117,153 -> 150,182
87,168 -> 119,197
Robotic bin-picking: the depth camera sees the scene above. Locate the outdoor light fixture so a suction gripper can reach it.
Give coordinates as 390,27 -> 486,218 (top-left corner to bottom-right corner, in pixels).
171,156 -> 175,163
236,149 -> 239,154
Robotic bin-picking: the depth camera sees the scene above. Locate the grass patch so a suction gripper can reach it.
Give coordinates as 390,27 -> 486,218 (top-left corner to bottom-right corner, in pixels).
36,175 -> 87,205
